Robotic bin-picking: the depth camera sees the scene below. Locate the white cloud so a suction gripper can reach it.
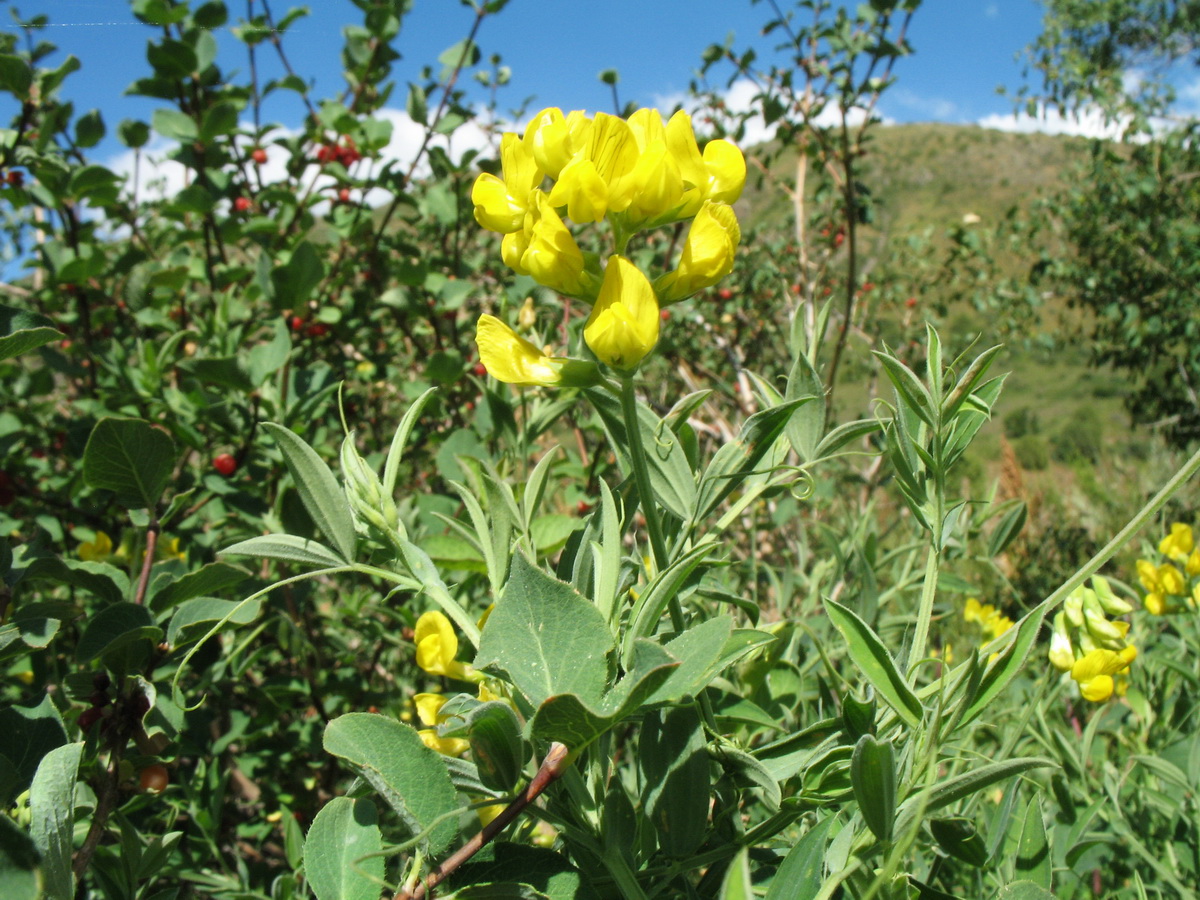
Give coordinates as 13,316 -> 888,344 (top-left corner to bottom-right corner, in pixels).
984,4 -> 999,18
890,88 -> 958,121
977,104 -> 1128,139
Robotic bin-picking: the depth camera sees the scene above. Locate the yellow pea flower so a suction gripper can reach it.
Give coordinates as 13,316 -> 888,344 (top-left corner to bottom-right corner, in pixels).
610,139 -> 685,227
1188,547 -> 1200,577
664,110 -> 746,214
414,693 -> 470,757
527,107 -> 591,179
1144,592 -> 1167,615
656,201 -> 741,304
476,802 -> 507,827
1071,646 -> 1137,702
414,611 -> 472,681
1136,558 -> 1159,592
584,255 -> 660,372
1157,563 -> 1185,596
79,531 -> 115,563
519,195 -> 594,297
1158,522 -> 1194,561
156,536 -> 187,563
1048,614 -> 1075,671
472,132 -> 543,234
547,112 -> 637,223
475,315 -> 599,388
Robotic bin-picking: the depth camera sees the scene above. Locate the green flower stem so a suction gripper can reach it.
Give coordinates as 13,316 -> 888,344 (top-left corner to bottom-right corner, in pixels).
618,375 -> 673,598
905,543 -> 941,680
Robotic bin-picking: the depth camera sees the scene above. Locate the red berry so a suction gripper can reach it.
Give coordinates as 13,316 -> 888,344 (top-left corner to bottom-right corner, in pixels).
306,323 -> 329,338
289,315 -> 304,332
861,281 -> 874,293
251,147 -> 268,165
577,501 -> 593,514
213,453 -> 238,477
338,188 -> 351,204
905,297 -> 917,308
139,764 -> 169,794
660,309 -> 670,321
6,170 -> 24,187
834,232 -> 845,247
718,287 -> 733,300
234,196 -> 251,212
473,363 -> 487,377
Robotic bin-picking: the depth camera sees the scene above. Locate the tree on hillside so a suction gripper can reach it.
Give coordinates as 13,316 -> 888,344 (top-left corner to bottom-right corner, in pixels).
1019,0 -> 1200,446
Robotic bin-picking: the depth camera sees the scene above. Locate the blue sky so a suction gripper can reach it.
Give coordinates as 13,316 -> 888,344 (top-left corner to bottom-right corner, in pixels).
3,0 -> 1063,150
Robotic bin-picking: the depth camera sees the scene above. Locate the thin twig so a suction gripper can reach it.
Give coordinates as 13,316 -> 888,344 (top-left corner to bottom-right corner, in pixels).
396,743 -> 572,900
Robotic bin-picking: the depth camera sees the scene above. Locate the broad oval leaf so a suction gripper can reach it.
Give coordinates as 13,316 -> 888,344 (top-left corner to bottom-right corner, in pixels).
82,417 -> 176,510
304,797 -> 383,900
323,714 -> 458,854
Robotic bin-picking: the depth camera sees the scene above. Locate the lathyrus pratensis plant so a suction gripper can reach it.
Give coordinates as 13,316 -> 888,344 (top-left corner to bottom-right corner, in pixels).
206,104 -> 1200,900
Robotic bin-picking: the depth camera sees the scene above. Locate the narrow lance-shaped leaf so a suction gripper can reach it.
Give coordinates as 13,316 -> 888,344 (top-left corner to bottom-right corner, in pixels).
263,423 -> 357,561
825,600 -> 923,729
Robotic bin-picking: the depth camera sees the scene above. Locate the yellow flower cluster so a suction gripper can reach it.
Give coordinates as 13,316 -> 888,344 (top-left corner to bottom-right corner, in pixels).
1048,577 -> 1136,702
963,597 -> 1014,641
471,107 -> 745,382
1137,522 -> 1200,615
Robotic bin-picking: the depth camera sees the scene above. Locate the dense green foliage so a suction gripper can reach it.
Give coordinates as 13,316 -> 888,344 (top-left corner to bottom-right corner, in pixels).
2,2 -> 1200,899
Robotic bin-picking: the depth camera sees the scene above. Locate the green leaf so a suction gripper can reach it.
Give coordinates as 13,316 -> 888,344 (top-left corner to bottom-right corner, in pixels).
29,742 -> 82,900
875,352 -> 936,427
304,797 -> 383,900
987,501 -> 1027,559
0,304 -> 61,362
527,640 -> 677,750
929,817 -> 987,867
263,423 -> 357,562
959,607 -> 1047,729
117,118 -> 150,149
219,534 -> 350,569
625,541 -> 715,661
1016,797 -> 1052,889
996,883 -> 1056,900
76,602 -> 161,664
451,843 -> 598,900
151,562 -> 250,611
764,815 -> 836,900
718,848 -> 753,900
585,388 -> 696,521
0,694 -> 66,804
82,417 -> 176,510
785,350 -> 826,462
851,734 -> 895,843
824,600 -> 923,729
0,55 -> 32,97
14,557 -> 127,606
74,109 -> 105,148
167,598 -> 263,646
151,107 -> 197,142
694,399 -> 807,521
0,816 -> 40,900
645,616 -> 751,704
439,701 -> 525,794
323,714 -> 458,854
640,706 -> 708,858
713,743 -> 781,811
896,758 -> 1057,834
474,555 -> 612,708
277,240 -> 326,306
